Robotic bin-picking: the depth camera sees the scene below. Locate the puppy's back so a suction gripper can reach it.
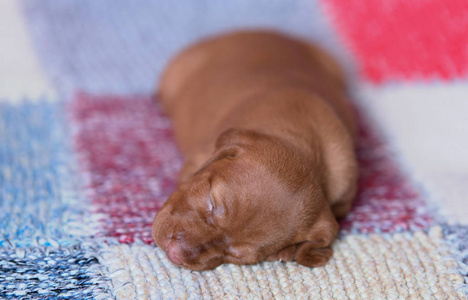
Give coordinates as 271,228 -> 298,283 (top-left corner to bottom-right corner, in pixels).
158,30 -> 354,153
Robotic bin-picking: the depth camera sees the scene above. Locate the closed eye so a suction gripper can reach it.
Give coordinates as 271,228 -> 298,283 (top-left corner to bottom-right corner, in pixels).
206,178 -> 222,225
205,209 -> 216,226
207,193 -> 215,214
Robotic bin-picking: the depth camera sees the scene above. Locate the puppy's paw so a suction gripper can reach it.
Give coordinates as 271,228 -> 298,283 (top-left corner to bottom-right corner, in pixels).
266,245 -> 297,262
295,243 -> 333,268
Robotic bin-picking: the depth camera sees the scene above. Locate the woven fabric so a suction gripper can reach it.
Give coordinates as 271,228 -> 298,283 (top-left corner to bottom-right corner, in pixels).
0,100 -> 97,247
21,0 -> 350,96
69,94 -> 181,244
1,0 -> 467,298
0,245 -> 109,299
70,94 -> 434,240
0,0 -> 55,101
99,227 -> 465,299
356,84 -> 468,225
323,0 -> 468,81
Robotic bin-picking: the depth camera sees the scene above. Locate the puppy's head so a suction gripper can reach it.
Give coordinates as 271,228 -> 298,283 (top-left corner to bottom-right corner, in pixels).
153,129 -> 336,270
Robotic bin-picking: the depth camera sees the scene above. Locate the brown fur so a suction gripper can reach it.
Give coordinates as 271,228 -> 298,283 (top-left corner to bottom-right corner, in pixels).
152,30 -> 358,271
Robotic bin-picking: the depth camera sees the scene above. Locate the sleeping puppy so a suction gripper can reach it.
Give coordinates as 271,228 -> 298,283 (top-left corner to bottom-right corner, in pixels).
152,30 -> 358,271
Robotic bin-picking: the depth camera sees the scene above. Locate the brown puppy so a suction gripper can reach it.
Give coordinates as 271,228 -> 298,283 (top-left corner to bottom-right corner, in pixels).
152,30 -> 358,271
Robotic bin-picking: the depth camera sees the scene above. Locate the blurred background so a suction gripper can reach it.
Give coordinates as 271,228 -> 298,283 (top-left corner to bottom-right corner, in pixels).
0,0 -> 467,298
17,0 -> 353,96
3,0 -> 465,222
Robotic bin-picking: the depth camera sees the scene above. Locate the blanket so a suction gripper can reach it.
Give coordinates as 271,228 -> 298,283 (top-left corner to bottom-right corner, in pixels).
1,0 -> 467,298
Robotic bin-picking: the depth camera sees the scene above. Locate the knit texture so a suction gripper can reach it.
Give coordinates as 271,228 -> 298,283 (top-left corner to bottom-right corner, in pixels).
323,0 -> 468,81
98,227 -> 465,299
0,100 -> 97,247
0,0 -> 466,298
70,93 -> 434,242
0,245 -> 109,299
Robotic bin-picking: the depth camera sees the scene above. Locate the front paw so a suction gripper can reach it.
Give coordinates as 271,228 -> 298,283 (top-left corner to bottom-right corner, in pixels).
266,245 -> 297,262
295,243 -> 332,268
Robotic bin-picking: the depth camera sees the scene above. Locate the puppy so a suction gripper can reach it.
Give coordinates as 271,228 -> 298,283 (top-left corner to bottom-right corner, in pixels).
152,30 -> 358,271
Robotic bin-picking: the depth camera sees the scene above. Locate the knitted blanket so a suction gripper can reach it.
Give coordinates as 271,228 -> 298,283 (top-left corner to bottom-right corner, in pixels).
1,0 -> 467,298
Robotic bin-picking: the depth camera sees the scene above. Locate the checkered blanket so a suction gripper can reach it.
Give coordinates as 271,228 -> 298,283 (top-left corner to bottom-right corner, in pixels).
1,0 -> 467,298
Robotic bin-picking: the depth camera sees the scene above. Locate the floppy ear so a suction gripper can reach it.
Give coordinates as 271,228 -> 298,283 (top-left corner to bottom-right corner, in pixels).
295,204 -> 339,268
215,128 -> 258,150
190,128 -> 248,176
194,128 -> 257,174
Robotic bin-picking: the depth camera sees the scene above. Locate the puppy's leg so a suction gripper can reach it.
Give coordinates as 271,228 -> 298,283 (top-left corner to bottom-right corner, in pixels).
322,132 -> 358,219
331,199 -> 353,219
265,245 -> 297,262
329,167 -> 357,219
295,243 -> 333,268
266,243 -> 333,267
294,204 -> 338,267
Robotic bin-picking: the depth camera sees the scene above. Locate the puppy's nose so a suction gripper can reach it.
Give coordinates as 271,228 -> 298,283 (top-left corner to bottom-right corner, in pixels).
166,240 -> 183,265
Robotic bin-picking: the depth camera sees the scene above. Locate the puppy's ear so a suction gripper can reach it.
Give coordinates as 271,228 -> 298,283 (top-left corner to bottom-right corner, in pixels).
215,128 -> 259,150
295,205 -> 339,268
196,128 -> 256,171
192,129 -> 253,177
